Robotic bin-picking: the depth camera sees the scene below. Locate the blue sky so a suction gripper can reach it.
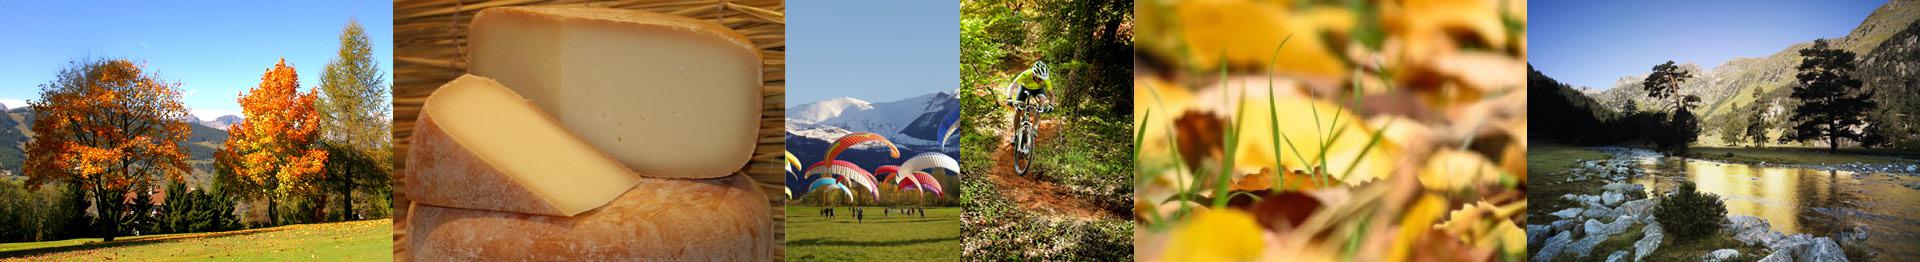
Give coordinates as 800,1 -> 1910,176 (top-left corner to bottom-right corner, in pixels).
0,1 -> 392,119
1530,0 -> 1884,89
787,1 -> 958,105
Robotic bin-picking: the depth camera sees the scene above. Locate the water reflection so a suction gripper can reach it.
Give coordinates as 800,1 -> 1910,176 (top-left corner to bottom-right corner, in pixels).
1629,157 -> 1920,258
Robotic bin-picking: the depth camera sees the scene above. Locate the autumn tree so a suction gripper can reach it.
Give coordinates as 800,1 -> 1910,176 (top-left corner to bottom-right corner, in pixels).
218,59 -> 328,226
317,19 -> 393,221
1781,39 -> 1876,153
23,58 -> 192,241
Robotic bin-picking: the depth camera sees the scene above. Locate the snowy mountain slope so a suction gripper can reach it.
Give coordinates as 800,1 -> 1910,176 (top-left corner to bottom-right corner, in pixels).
787,92 -> 959,149
789,97 -> 873,124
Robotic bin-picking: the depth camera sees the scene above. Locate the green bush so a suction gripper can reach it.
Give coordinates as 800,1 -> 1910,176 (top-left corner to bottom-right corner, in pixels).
1653,181 -> 1726,241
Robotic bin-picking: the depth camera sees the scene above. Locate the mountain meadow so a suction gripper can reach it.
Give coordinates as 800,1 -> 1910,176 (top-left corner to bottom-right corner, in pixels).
1528,1 -> 1920,261
0,19 -> 393,260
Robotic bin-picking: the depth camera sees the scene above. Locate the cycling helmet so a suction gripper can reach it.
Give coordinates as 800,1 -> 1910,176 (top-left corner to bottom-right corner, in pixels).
1033,61 -> 1050,80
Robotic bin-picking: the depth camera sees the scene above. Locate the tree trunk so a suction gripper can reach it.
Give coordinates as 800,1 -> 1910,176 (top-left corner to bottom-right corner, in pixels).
95,186 -> 117,242
340,168 -> 354,221
266,194 -> 278,226
1829,119 -> 1840,154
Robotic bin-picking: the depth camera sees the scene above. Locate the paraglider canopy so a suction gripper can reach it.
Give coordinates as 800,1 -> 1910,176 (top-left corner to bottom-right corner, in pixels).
805,177 -> 855,201
823,132 -> 900,163
897,153 -> 960,183
897,171 -> 945,196
874,165 -> 902,184
937,106 -> 959,148
805,160 -> 881,201
784,151 -> 803,176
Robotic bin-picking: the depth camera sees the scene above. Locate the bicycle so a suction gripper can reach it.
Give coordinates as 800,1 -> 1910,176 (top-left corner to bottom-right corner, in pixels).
1008,93 -> 1051,177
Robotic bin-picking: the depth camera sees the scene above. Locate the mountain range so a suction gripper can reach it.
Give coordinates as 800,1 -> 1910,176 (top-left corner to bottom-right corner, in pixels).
1585,0 -> 1920,124
785,91 -> 961,186
0,105 -> 235,178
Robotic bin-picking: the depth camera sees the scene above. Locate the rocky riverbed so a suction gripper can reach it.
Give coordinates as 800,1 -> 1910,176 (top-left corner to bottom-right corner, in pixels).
1529,147 -> 1917,261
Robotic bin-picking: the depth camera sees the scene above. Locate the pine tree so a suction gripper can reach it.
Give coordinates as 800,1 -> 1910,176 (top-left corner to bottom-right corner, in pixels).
1745,88 -> 1769,147
1642,60 -> 1693,112
1781,39 -> 1875,153
317,19 -> 392,221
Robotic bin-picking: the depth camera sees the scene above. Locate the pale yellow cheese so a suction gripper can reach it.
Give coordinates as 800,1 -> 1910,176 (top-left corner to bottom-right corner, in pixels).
469,6 -> 763,178
407,74 -> 641,217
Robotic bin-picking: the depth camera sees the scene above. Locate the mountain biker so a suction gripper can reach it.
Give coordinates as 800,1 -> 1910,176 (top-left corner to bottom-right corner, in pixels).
1002,61 -> 1053,177
1003,61 -> 1054,113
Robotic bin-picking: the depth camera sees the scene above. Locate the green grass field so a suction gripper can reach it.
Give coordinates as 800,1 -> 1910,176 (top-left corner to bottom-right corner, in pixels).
785,206 -> 960,261
0,219 -> 390,261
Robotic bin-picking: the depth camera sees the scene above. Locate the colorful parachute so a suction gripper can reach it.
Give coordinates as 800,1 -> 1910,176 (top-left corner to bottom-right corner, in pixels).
874,165 -> 902,184
822,132 -> 900,163
898,153 -> 961,181
897,171 -> 945,196
784,151 -> 803,176
805,160 -> 881,201
806,177 -> 854,201
937,105 -> 960,148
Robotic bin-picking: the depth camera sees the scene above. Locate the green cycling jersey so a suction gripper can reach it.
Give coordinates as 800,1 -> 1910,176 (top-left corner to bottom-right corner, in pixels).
1014,66 -> 1051,92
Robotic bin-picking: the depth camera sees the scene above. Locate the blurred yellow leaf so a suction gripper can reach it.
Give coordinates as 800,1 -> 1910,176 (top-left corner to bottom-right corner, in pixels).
1175,0 -> 1347,78
1164,209 -> 1266,262
1386,195 -> 1448,262
1418,149 -> 1501,191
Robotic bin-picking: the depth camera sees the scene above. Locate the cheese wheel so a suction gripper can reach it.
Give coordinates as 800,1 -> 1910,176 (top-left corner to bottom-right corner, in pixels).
469,6 -> 763,178
407,74 -> 642,217
407,173 -> 771,260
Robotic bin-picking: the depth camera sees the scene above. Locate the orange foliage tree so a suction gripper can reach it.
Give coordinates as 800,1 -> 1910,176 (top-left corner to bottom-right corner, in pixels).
217,58 -> 328,226
24,58 -> 193,241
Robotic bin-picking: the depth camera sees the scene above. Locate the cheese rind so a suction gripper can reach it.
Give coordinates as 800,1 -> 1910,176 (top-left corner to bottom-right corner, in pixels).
407,173 -> 771,260
407,74 -> 642,217
469,6 -> 763,179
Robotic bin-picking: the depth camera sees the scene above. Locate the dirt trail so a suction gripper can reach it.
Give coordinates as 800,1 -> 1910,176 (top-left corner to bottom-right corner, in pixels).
984,117 -> 1119,221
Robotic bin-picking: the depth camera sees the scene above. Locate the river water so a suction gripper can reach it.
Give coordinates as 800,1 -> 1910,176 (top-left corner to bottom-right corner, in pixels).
1617,151 -> 1920,259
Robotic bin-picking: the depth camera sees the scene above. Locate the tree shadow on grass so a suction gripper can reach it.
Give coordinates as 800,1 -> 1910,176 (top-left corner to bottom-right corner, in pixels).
0,227 -> 292,258
786,235 -> 961,248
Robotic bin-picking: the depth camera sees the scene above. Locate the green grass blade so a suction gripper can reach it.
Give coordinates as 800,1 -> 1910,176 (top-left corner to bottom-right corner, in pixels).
1341,119 -> 1394,181
1268,35 -> 1292,191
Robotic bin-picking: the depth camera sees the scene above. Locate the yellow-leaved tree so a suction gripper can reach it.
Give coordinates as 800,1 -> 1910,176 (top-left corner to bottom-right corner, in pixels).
217,58 -> 328,226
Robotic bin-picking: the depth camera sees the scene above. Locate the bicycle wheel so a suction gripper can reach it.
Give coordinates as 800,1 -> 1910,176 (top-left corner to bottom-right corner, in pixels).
1013,111 -> 1035,176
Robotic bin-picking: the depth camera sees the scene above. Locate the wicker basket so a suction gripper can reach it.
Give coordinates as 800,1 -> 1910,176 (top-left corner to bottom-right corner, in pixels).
391,0 -> 786,259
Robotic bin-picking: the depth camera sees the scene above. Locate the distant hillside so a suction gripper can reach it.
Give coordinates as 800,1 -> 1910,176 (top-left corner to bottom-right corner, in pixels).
200,115 -> 243,131
1589,0 -> 1919,123
1858,19 -> 1920,145
0,107 -> 228,179
0,108 -> 30,175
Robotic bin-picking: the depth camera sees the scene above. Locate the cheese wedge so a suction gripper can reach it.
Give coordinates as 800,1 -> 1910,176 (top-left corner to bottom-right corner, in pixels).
469,6 -> 763,178
407,173 -> 771,260
407,74 -> 641,217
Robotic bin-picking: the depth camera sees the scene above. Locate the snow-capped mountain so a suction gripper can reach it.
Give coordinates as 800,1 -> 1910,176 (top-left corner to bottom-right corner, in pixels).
787,92 -> 958,149
789,97 -> 874,124
785,91 -> 961,177
200,115 -> 243,130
